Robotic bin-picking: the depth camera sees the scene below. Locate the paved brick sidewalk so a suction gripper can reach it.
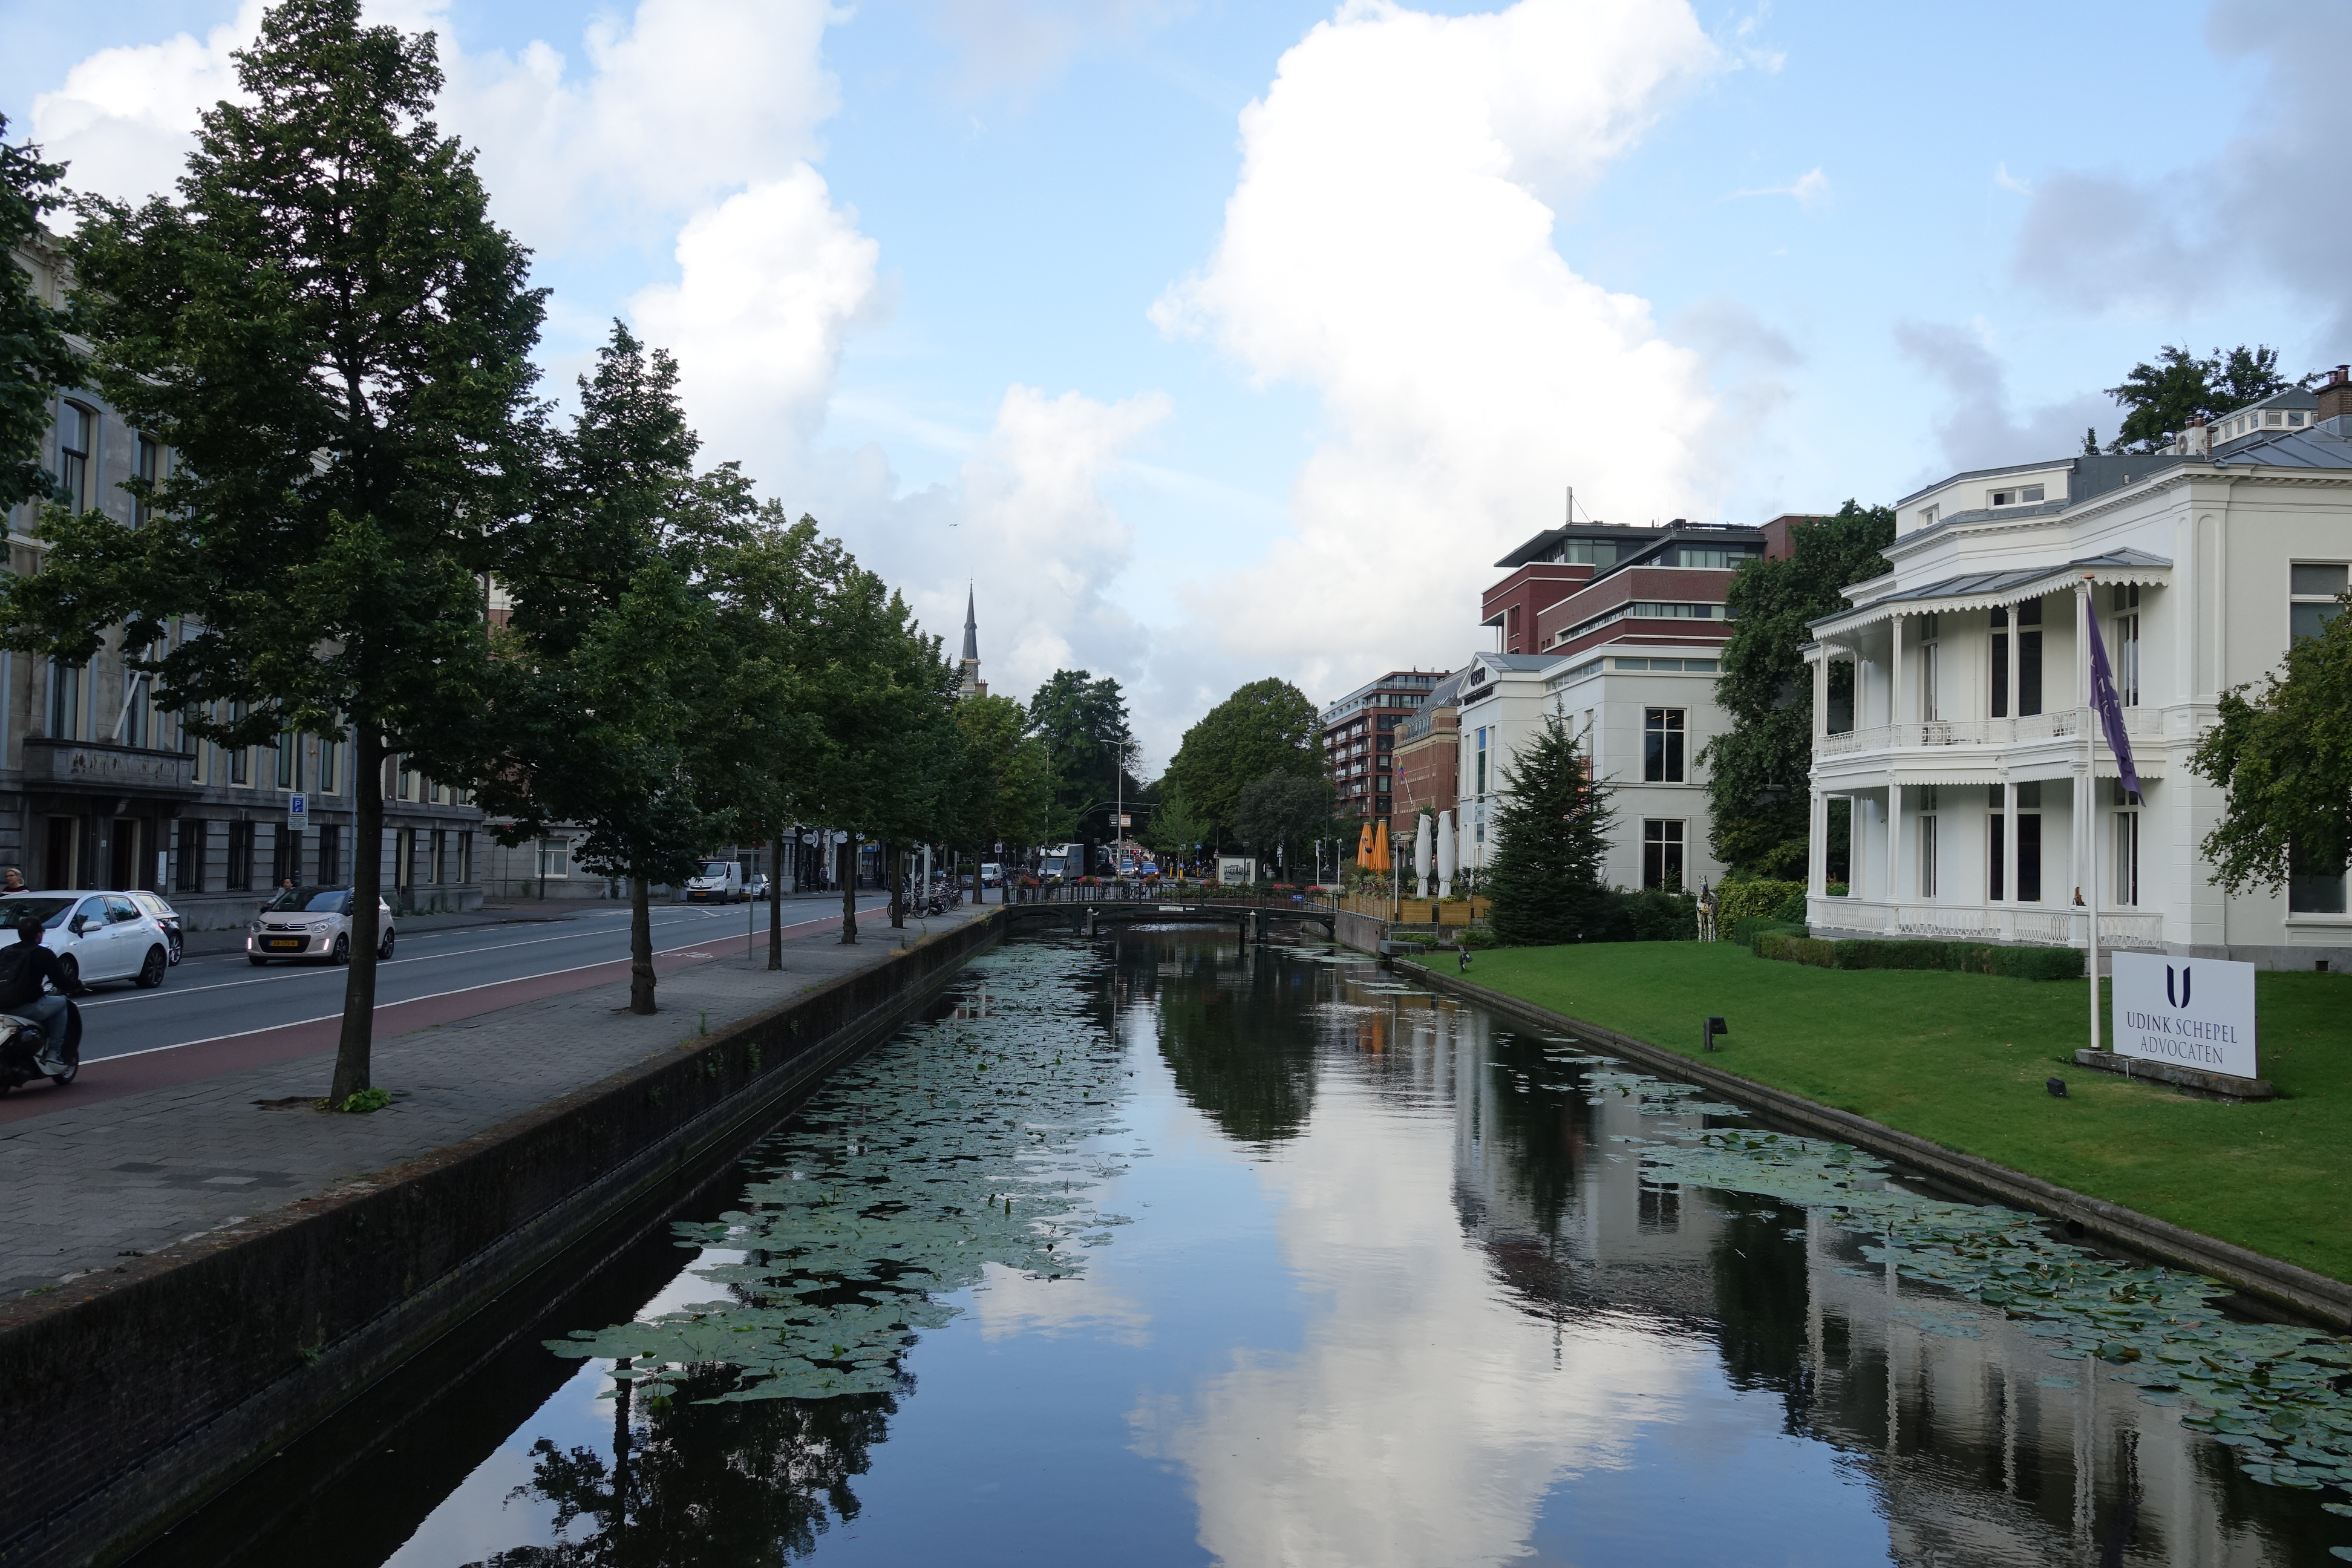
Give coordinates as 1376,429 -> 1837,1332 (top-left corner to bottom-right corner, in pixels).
0,906 -> 994,1296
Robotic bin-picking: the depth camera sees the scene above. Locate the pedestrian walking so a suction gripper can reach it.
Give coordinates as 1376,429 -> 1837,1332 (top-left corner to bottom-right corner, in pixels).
0,868 -> 23,895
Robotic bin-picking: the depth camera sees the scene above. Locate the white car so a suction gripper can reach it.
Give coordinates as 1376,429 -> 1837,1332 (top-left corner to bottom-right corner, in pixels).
0,890 -> 172,990
247,886 -> 397,965
980,862 -> 1003,887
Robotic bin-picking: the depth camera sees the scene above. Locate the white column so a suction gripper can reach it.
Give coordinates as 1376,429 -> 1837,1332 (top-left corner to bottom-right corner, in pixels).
1887,783 -> 1905,908
2003,780 -> 2020,921
2005,603 -> 2020,722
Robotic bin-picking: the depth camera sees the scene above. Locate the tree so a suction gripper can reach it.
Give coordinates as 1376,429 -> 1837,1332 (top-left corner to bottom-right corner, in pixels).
1142,784 -> 1207,867
0,116 -> 79,511
1027,669 -> 1134,844
2102,344 -> 2299,452
469,324 -> 753,1014
1698,502 -> 1895,880
2189,592 -> 2352,901
4,0 -> 546,1100
1485,714 -> 1616,946
951,693 -> 1053,900
1163,678 -> 1322,849
1233,771 -> 1331,878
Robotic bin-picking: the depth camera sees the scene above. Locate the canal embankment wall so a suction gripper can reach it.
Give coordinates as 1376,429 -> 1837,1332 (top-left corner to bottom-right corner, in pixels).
1403,960 -> 2352,1331
0,910 -> 1004,1568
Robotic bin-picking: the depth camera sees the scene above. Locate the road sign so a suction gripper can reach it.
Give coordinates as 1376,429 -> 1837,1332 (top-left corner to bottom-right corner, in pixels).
1118,814 -> 1132,827
287,792 -> 309,831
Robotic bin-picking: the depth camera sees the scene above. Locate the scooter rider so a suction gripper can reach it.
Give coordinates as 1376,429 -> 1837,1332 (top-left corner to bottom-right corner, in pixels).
0,918 -> 74,1073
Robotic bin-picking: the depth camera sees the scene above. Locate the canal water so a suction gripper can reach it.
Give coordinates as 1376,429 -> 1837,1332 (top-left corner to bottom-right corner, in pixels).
160,931 -> 2348,1566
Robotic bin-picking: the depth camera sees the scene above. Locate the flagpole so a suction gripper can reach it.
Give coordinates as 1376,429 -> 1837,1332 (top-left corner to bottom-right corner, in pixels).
2081,576 -> 2102,1056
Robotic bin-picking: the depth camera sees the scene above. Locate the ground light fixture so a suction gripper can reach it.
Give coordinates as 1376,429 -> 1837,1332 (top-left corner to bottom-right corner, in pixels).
1702,1015 -> 1727,1051
2047,1077 -> 2068,1098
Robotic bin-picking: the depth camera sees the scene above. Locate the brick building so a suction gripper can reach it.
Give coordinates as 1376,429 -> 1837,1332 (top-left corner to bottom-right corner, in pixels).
1319,669 -> 1450,829
1387,668 -> 1464,844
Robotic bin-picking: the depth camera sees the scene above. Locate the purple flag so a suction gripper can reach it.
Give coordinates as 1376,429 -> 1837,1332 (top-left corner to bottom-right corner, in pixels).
2085,602 -> 2142,798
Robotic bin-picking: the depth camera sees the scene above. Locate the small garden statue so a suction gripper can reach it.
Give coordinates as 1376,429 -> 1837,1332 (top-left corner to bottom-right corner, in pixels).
1696,880 -> 1719,942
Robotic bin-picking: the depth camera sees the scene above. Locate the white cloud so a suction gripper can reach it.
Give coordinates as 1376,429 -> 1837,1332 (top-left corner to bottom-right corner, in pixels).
927,0 -> 1190,102
630,168 -> 884,455
2010,1 -> 2352,346
1993,160 -> 2031,195
1730,165 -> 1828,210
28,0 -> 266,211
1893,319 -> 2109,475
1152,0 -> 1723,691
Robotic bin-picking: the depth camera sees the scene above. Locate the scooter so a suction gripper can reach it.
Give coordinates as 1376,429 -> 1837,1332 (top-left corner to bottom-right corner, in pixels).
0,998 -> 82,1093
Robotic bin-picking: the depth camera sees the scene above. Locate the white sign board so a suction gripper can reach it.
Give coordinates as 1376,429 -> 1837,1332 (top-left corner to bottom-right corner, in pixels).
2111,951 -> 2258,1079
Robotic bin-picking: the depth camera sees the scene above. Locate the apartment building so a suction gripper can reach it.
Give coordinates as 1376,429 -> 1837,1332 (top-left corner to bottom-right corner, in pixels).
1804,380 -> 2352,967
5,234 -> 484,927
1320,669 -> 1451,826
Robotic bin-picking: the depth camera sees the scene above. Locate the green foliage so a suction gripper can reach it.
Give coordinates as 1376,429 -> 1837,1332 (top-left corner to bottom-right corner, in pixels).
1163,678 -> 1321,848
951,693 -> 1054,854
1754,935 -> 2084,981
1141,785 -> 1207,860
2189,592 -> 2352,897
1771,886 -> 1809,923
2103,343 -> 2299,452
0,116 -> 78,512
334,1086 -> 391,1114
1485,714 -> 1616,945
1731,917 -> 1805,952
1713,878 -> 1805,925
1232,771 -> 1333,872
1700,503 -> 1895,878
1027,670 -> 1135,841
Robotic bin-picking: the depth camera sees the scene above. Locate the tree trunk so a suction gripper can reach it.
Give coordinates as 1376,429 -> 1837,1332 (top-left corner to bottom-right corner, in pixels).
838,837 -> 858,943
629,874 -> 656,1013
329,722 -> 387,1102
887,840 -> 905,929
768,837 -> 785,970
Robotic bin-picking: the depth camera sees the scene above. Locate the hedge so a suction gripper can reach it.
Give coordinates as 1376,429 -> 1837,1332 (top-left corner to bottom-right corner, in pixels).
1754,934 -> 2084,981
1731,917 -> 1806,952
1714,879 -> 1806,926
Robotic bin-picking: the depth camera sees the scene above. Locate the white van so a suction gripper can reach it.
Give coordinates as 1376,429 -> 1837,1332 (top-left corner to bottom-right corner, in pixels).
684,860 -> 746,902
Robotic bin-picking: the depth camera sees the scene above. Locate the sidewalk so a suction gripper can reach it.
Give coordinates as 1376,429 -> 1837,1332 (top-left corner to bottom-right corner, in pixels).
0,904 -> 995,1297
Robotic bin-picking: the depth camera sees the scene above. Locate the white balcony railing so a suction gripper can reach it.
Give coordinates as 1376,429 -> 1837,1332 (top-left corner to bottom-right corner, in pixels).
1815,897 -> 2164,950
1817,705 -> 2161,760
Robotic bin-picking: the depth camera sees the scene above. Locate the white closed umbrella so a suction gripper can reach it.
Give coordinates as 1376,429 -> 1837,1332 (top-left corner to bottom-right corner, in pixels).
1436,809 -> 1457,897
1414,814 -> 1434,897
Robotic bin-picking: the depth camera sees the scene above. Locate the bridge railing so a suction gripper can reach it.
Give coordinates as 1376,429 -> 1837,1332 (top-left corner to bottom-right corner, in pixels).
1004,883 -> 1341,915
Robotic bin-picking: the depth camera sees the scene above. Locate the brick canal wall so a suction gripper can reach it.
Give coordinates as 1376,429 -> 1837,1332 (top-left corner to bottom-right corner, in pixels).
0,911 -> 1003,1568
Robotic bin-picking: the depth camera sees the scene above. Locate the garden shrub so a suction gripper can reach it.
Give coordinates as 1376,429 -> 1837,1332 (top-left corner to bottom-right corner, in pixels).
1714,879 -> 1805,925
1754,935 -> 2085,981
1770,887 -> 1809,923
1758,935 -> 1837,967
1732,917 -> 1805,952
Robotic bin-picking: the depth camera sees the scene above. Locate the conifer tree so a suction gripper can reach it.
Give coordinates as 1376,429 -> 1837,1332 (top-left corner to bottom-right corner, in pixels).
1485,714 -> 1616,946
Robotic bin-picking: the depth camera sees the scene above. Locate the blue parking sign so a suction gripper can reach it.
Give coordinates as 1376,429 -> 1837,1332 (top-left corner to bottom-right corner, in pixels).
288,792 -> 308,830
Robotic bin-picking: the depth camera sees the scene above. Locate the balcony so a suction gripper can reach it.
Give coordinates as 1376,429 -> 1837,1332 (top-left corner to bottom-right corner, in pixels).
18,737 -> 194,794
1817,704 -> 2162,760
1812,896 -> 2164,950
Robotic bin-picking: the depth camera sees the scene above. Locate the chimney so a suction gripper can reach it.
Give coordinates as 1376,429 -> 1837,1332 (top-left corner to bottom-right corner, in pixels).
2318,365 -> 2352,423
2181,414 -> 2210,457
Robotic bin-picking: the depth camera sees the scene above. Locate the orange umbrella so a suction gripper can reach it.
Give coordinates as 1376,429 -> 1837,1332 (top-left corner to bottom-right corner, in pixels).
1356,823 -> 1373,867
1373,819 -> 1391,873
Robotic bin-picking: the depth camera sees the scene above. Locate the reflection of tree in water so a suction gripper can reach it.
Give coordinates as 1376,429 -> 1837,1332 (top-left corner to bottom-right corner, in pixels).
465,1363 -> 900,1568
1141,936 -> 1324,1146
1704,1192 -> 1811,1413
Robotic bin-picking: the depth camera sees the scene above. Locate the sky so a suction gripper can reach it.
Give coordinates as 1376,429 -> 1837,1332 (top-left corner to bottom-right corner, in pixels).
7,0 -> 2350,769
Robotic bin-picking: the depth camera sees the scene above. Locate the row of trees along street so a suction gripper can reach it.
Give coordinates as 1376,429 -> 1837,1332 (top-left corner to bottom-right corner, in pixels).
0,1 -> 1062,1105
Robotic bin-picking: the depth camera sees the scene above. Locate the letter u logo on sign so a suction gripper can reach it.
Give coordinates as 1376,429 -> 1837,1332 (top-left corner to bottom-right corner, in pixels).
2166,965 -> 2192,1008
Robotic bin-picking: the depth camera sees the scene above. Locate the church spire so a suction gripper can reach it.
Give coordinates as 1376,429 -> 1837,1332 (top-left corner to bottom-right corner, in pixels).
957,583 -> 986,697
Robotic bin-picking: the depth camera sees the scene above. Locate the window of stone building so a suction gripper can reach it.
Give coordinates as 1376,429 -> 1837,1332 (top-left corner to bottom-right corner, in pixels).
2290,563 -> 2347,642
56,402 -> 92,512
1987,781 -> 2043,903
277,729 -> 299,791
458,830 -> 473,885
46,660 -> 79,740
175,819 -> 205,892
1644,708 -> 1685,782
319,729 -> 340,794
228,702 -> 250,785
134,435 -> 166,526
2289,844 -> 2348,915
1642,820 -> 1684,891
226,821 -> 253,890
318,823 -> 342,886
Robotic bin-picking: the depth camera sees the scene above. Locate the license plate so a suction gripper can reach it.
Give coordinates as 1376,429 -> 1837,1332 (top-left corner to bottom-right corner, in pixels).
264,938 -> 303,950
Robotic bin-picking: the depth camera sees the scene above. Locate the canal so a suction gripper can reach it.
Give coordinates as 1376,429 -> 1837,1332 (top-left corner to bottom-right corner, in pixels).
145,930 -> 2348,1566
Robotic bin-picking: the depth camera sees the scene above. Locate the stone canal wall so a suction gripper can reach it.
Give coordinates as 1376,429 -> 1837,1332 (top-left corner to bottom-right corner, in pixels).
0,911 -> 1003,1568
1408,961 -> 2352,1331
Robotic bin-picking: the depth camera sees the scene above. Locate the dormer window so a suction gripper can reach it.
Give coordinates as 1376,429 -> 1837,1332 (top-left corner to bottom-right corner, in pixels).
2289,411 -> 2307,426
2267,411 -> 2285,426
1988,485 -> 2045,508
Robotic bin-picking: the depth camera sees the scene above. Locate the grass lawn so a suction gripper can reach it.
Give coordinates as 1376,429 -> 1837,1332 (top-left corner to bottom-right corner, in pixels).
1460,942 -> 2352,1287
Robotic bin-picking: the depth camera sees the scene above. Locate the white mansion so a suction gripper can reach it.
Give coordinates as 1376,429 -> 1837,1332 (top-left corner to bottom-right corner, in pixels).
1805,378 -> 2352,969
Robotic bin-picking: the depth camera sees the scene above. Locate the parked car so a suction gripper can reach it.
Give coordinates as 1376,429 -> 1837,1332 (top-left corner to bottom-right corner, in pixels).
0,890 -> 171,990
126,890 -> 185,964
979,862 -> 1003,887
684,860 -> 747,903
246,886 -> 397,965
747,873 -> 771,901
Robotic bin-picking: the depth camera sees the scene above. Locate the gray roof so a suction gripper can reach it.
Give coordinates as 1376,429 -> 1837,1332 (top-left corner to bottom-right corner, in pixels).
1814,549 -> 2172,629
2207,412 -> 2352,468
1470,653 -> 1563,673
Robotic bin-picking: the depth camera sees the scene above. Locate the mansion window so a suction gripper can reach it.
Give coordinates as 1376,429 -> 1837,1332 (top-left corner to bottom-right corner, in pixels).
2290,563 -> 2347,642
1917,614 -> 1939,722
2109,584 -> 2140,705
2111,780 -> 2141,907
2289,838 -> 2348,915
1642,819 -> 1684,892
47,660 -> 80,740
1987,484 -> 2045,508
1643,708 -> 1685,783
1987,782 -> 2042,903
1917,786 -> 1938,899
1989,599 -> 2043,718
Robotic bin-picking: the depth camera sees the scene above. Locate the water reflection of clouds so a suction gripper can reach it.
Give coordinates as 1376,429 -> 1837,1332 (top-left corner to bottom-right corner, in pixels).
973,1259 -> 1154,1346
1137,1079 -> 1700,1568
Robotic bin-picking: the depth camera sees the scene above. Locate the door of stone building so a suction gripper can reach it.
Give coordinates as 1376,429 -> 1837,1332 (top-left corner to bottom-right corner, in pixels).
44,816 -> 77,889
111,818 -> 140,890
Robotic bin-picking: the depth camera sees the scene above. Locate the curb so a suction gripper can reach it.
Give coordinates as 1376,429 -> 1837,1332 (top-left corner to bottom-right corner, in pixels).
1402,959 -> 2352,1330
